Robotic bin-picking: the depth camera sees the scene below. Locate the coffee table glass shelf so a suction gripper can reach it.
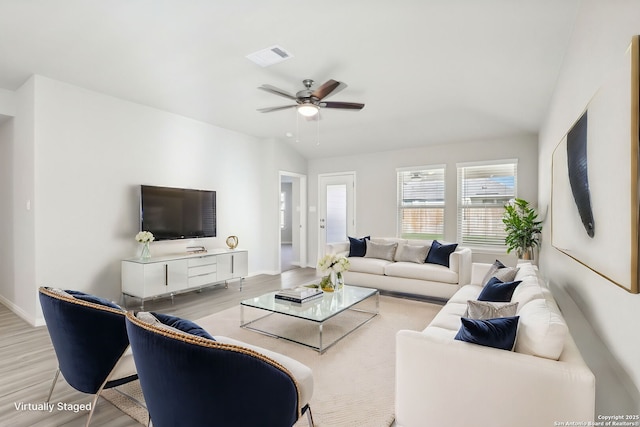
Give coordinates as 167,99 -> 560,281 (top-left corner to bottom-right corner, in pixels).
240,285 -> 379,354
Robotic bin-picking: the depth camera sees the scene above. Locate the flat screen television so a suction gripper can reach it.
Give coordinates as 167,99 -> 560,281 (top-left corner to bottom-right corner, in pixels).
140,185 -> 216,241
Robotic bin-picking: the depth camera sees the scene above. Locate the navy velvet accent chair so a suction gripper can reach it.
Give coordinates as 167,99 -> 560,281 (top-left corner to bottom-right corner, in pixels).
125,311 -> 315,427
38,287 -> 139,426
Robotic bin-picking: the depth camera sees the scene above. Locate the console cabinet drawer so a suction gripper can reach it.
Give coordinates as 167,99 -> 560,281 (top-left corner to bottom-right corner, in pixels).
188,273 -> 217,287
189,264 -> 217,277
188,256 -> 217,267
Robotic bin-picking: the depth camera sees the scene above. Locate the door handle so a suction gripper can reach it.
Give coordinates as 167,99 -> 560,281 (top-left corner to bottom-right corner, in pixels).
164,264 -> 168,286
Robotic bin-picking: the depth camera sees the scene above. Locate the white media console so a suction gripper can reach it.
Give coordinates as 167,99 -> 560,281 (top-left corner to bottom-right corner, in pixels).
121,249 -> 248,308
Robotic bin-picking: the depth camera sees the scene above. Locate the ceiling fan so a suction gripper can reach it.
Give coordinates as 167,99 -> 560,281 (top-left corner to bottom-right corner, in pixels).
257,79 -> 364,117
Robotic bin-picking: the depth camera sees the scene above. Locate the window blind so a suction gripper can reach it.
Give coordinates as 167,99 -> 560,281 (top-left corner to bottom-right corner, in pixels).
397,166 -> 445,240
457,160 -> 517,246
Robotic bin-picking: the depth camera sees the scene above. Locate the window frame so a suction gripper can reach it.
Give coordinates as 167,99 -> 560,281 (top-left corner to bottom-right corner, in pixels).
456,159 -> 518,247
396,164 -> 446,240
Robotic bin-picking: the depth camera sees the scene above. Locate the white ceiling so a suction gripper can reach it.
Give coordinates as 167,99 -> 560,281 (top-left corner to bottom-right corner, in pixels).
0,0 -> 581,159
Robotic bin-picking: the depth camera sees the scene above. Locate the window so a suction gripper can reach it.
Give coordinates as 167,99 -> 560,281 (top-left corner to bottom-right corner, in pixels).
457,160 -> 517,246
397,166 -> 445,240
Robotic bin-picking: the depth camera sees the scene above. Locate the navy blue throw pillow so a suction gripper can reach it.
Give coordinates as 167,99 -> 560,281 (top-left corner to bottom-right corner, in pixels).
348,236 -> 370,257
66,290 -> 123,310
152,312 -> 215,340
454,316 -> 520,351
425,240 -> 458,267
477,277 -> 522,302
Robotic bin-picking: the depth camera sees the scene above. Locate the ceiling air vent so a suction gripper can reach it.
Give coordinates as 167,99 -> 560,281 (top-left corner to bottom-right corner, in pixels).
246,45 -> 294,67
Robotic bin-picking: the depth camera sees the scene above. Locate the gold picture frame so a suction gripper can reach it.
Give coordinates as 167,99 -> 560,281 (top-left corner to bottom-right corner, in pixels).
551,35 -> 639,294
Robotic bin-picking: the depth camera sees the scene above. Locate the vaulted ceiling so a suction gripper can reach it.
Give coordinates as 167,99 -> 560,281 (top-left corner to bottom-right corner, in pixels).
0,0 -> 581,159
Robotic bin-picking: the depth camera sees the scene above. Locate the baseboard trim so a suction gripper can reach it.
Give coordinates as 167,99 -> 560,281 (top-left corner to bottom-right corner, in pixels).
0,293 -> 43,327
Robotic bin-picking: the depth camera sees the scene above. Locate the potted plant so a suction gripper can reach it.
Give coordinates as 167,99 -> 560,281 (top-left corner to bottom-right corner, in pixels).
502,198 -> 542,260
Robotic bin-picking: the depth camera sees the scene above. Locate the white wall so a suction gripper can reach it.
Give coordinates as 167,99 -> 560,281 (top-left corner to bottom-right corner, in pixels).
307,134 -> 538,264
0,87 -> 16,116
0,118 -> 14,304
1,75 -> 307,325
9,77 -> 37,324
538,0 -> 640,414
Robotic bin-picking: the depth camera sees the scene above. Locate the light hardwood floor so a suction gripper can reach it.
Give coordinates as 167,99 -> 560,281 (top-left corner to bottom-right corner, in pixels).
0,268 -> 318,427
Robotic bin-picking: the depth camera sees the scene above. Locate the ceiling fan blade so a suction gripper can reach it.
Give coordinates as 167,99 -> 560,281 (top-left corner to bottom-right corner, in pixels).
311,79 -> 346,100
257,105 -> 297,113
258,84 -> 297,101
320,101 -> 365,110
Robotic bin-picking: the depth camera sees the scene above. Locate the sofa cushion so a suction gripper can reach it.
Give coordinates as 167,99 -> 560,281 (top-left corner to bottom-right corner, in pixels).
347,257 -> 393,275
464,300 -> 519,320
426,301 -> 468,331
515,299 -> 568,360
481,260 -> 519,284
384,262 -> 458,284
514,262 -> 540,280
348,236 -> 370,257
395,244 -> 430,264
364,240 -> 398,261
425,240 -> 458,267
511,277 -> 546,309
447,285 -> 484,304
477,277 -> 522,302
454,316 -> 520,351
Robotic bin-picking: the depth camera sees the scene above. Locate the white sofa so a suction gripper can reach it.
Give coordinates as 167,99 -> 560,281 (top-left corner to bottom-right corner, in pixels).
395,262 -> 596,427
325,238 -> 472,300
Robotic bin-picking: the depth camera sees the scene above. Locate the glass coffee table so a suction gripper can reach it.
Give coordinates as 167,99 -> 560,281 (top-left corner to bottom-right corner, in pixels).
240,285 -> 379,353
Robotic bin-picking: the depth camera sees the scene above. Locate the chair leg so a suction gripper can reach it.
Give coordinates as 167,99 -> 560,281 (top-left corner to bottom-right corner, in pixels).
46,368 -> 60,402
303,405 -> 315,427
85,391 -> 102,427
85,348 -> 138,427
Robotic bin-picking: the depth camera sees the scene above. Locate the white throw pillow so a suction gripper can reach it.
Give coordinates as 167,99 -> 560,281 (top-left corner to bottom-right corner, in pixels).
395,244 -> 429,263
364,240 -> 398,261
464,300 -> 519,320
514,299 -> 568,360
136,311 -> 184,335
481,260 -> 519,285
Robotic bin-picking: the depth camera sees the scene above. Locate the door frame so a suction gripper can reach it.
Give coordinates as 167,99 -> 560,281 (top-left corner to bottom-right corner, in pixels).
317,171 -> 356,259
278,171 -> 307,272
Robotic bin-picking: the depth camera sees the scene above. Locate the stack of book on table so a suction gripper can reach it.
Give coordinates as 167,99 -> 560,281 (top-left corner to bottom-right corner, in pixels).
275,287 -> 323,304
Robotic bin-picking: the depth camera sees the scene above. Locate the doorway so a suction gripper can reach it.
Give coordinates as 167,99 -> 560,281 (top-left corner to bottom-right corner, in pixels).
318,172 -> 356,258
279,172 -> 307,272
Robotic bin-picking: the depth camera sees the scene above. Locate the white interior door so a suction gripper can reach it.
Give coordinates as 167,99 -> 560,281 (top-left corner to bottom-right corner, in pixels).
318,173 -> 355,257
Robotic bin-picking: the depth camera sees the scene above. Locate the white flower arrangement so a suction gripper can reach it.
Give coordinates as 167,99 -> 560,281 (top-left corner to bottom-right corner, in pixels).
135,231 -> 155,244
317,254 -> 350,274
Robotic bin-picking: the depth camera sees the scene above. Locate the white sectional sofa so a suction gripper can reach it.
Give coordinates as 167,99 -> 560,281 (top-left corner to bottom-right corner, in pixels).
395,262 -> 596,427
325,237 -> 472,300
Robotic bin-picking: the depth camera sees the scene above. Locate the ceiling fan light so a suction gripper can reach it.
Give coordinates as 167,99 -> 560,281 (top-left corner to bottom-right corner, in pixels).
298,104 -> 319,117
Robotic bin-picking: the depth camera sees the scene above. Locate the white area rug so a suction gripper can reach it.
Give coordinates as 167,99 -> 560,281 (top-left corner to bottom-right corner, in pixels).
104,295 -> 441,426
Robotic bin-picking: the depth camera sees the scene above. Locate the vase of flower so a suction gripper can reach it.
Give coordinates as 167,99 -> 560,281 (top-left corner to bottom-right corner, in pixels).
135,231 -> 155,259
333,271 -> 345,290
140,242 -> 151,259
317,254 -> 350,292
320,274 -> 335,292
